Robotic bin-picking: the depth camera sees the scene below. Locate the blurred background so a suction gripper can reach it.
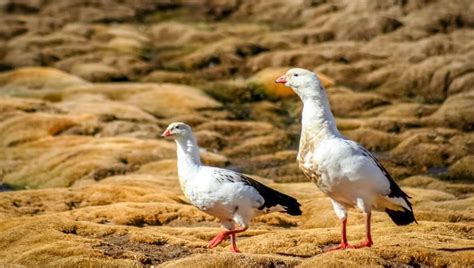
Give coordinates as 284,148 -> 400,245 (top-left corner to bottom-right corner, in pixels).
0,0 -> 473,267
1,0 -> 472,182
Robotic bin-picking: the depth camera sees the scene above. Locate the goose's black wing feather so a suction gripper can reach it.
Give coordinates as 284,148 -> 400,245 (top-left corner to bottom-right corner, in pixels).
213,169 -> 302,216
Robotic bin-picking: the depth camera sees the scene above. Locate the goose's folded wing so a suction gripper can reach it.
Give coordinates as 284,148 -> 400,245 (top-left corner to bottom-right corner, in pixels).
211,168 -> 302,215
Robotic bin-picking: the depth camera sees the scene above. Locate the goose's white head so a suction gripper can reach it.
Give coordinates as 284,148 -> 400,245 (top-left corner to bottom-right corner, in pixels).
275,68 -> 322,99
161,122 -> 193,139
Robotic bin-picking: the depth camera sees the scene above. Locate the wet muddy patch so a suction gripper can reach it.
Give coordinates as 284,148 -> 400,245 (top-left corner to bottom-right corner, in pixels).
93,234 -> 195,266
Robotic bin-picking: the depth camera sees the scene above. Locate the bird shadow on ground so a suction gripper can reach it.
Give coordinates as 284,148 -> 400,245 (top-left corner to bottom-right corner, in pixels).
437,247 -> 474,252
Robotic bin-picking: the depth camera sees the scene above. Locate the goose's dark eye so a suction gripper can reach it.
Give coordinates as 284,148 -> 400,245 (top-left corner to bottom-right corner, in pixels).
294,74 -> 299,77
176,126 -> 180,129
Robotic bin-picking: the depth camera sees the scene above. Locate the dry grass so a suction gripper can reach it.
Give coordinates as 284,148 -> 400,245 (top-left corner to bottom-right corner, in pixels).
0,175 -> 472,267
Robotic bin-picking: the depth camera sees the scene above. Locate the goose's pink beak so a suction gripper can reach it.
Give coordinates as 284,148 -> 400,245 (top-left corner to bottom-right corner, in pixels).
275,75 -> 287,84
161,130 -> 172,137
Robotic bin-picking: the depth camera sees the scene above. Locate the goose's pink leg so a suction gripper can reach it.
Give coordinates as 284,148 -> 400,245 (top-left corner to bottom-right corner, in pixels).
230,234 -> 240,253
353,212 -> 373,248
327,218 -> 353,251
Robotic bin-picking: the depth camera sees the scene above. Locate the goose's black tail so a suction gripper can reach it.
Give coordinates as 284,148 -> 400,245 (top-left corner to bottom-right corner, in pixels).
385,207 -> 417,226
274,192 -> 302,216
241,175 -> 302,216
384,178 -> 417,225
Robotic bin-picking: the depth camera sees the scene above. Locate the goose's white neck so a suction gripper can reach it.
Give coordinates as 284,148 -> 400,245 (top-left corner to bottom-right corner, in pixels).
300,87 -> 340,140
175,135 -> 201,180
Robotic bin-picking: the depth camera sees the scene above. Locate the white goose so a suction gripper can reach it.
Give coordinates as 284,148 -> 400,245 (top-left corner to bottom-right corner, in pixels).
161,122 -> 302,253
276,68 -> 416,250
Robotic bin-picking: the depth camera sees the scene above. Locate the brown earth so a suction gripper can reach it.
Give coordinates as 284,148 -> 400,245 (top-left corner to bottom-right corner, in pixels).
0,0 -> 473,267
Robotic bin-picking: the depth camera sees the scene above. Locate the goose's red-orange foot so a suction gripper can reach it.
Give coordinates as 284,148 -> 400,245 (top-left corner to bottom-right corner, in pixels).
207,227 -> 247,252
353,238 -> 373,249
326,218 -> 353,252
326,242 -> 354,252
207,231 -> 228,249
